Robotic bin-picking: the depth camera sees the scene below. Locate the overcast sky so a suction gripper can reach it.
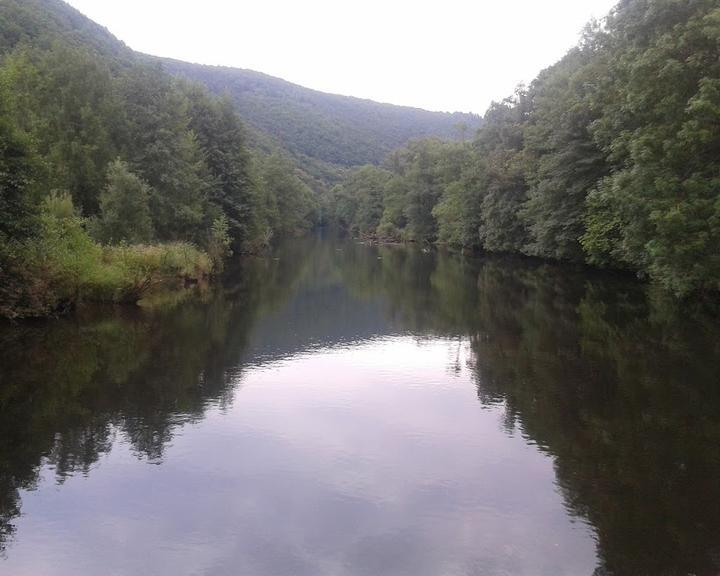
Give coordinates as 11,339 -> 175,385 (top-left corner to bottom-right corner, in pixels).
64,0 -> 618,114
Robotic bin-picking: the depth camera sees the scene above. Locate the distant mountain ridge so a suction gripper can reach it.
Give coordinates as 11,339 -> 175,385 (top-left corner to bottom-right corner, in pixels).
0,0 -> 482,186
150,57 -> 482,170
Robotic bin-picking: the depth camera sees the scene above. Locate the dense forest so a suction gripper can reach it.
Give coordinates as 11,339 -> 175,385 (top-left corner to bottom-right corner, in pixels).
1,0 -> 718,318
0,0 -> 486,319
328,0 -> 720,297
0,0 -> 322,317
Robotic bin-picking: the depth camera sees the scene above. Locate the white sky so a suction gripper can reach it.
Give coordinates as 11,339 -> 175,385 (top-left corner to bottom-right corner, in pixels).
64,0 -> 618,114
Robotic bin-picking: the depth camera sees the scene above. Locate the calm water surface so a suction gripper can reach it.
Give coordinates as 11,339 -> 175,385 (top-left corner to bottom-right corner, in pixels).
1,237 -> 719,576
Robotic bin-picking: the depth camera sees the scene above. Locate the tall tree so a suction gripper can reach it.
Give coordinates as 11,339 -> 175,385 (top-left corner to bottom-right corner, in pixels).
582,0 -> 720,294
184,86 -> 258,251
522,41 -> 609,261
120,65 -> 210,242
95,159 -> 154,244
476,94 -> 531,254
0,44 -> 122,214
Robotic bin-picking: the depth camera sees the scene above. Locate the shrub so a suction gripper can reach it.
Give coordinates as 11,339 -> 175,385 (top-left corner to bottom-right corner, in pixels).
0,192 -> 213,317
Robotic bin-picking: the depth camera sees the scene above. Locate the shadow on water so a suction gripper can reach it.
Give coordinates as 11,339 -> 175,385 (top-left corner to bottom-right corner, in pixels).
1,235 -> 719,575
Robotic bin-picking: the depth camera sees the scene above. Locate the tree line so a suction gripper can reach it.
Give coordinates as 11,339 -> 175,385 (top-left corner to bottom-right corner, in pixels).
326,0 -> 720,297
0,11 -> 319,317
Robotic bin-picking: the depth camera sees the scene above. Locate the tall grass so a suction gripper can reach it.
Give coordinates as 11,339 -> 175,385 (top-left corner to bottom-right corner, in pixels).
91,242 -> 213,303
0,197 -> 213,318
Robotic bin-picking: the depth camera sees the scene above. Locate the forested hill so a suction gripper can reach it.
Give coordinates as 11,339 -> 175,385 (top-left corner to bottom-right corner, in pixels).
0,0 -> 480,180
0,0 -> 324,317
0,0 -> 131,60
148,57 -> 483,168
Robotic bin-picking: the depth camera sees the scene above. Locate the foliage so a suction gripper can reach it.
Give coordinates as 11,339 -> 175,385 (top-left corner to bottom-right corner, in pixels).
256,154 -> 319,237
94,159 -> 154,244
329,165 -> 392,237
0,89 -> 35,241
326,0 -> 720,296
206,215 -> 232,270
0,0 -> 323,316
154,57 -> 483,169
101,242 -> 211,299
2,0 -> 719,302
0,192 -> 212,317
581,1 -> 720,295
522,45 -> 609,261
184,86 -> 258,252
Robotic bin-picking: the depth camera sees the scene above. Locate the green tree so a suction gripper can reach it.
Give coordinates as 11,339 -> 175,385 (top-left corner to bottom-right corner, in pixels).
376,176 -> 409,241
0,44 -> 122,214
257,154 -> 318,237
185,86 -> 258,252
331,165 -> 392,237
433,146 -> 486,247
95,159 -> 154,244
582,0 -> 720,294
522,43 -> 609,261
476,95 -> 531,254
0,93 -> 34,241
121,66 -> 210,242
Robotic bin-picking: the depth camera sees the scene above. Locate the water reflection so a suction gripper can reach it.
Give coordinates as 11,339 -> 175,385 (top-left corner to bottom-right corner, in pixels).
0,236 -> 719,575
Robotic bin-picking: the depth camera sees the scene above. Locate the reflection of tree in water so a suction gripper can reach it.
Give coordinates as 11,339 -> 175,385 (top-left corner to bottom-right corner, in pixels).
341,245 -> 720,575
0,305 -> 226,550
0,247 -> 312,553
468,267 -> 720,576
2,238 -> 720,575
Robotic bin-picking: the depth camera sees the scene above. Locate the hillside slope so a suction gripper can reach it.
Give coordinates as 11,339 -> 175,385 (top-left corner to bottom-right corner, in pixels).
1,0 -> 482,185
148,57 -> 483,170
0,0 -> 131,61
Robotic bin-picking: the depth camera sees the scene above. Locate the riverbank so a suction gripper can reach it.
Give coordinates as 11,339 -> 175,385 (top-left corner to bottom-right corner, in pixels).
0,231 -> 213,320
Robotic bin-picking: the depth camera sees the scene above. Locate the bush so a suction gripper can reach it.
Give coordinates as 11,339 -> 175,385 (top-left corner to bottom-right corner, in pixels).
0,192 -> 214,317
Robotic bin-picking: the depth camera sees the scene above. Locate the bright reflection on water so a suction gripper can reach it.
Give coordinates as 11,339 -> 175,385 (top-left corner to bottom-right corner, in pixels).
1,236 -> 720,576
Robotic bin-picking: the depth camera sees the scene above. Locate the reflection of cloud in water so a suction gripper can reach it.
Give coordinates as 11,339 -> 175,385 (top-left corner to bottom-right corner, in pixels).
8,337 -> 598,576
2,237 -> 720,576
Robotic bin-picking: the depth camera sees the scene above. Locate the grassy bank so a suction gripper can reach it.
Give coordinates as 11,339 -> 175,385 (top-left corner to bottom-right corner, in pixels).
0,198 -> 213,319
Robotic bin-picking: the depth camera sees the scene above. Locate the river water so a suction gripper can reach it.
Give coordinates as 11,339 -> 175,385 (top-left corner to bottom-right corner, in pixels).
1,236 -> 719,576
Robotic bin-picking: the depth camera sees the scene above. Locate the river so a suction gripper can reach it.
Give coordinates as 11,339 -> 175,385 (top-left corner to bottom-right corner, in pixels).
1,235 -> 719,576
